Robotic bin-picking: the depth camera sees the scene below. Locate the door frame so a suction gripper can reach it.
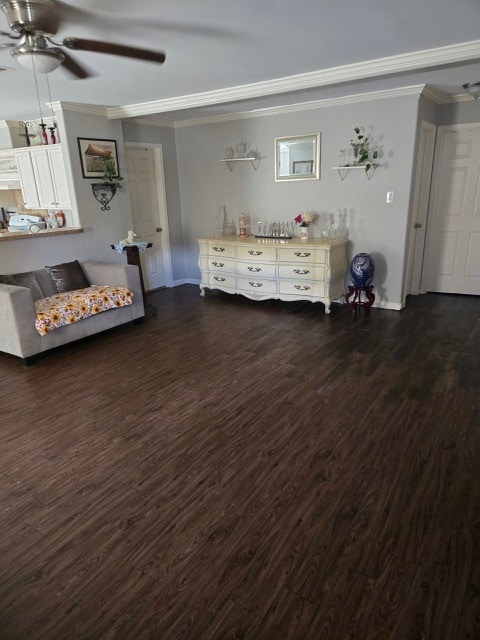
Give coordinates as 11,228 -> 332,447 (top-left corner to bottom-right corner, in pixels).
421,122 -> 480,294
125,142 -> 173,288
405,121 -> 437,297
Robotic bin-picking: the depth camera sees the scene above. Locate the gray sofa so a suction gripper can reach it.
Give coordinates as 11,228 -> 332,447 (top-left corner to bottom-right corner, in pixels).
0,261 -> 145,363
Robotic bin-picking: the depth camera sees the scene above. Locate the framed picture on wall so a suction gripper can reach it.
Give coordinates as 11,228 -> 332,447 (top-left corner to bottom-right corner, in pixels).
77,138 -> 119,178
293,160 -> 314,175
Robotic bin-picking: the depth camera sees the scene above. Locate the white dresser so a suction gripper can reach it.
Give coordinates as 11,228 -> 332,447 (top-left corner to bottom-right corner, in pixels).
198,236 -> 347,314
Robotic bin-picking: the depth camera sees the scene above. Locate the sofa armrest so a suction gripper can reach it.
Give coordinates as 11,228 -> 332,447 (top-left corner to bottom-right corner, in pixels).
81,261 -> 145,319
0,284 -> 43,358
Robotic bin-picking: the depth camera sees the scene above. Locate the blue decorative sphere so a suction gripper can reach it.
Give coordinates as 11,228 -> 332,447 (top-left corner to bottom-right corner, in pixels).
350,253 -> 375,288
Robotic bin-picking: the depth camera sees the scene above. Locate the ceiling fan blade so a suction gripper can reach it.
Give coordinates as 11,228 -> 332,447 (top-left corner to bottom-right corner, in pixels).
62,37 -> 166,65
61,49 -> 91,79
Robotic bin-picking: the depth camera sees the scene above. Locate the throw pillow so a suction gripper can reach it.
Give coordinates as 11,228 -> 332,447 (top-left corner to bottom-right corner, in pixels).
45,260 -> 90,294
0,271 -> 44,301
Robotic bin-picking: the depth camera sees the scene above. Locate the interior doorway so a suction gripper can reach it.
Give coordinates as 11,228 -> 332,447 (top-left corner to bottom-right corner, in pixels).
422,123 -> 480,295
125,143 -> 173,290
405,121 -> 436,297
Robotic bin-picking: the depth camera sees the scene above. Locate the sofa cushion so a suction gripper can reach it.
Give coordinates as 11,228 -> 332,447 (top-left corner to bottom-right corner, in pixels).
0,271 -> 44,301
45,260 -> 90,293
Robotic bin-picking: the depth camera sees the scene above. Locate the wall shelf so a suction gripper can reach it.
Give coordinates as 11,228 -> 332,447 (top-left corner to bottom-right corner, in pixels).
221,157 -> 261,171
331,165 -> 377,181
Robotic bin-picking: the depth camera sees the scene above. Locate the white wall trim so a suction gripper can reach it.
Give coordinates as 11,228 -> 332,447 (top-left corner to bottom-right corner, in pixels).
173,278 -> 200,287
437,122 -> 480,132
50,101 -> 111,117
172,85 -> 426,128
374,300 -> 404,311
107,39 -> 480,119
126,118 -> 175,129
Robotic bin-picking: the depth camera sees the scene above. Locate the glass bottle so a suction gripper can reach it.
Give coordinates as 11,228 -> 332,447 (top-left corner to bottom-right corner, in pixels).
335,208 -> 349,239
214,205 -> 226,237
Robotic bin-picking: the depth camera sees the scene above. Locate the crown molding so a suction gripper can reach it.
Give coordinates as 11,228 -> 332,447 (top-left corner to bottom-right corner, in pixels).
50,101 -> 110,116
107,39 -> 480,119
448,93 -> 476,103
172,85 -> 428,128
125,117 -> 175,129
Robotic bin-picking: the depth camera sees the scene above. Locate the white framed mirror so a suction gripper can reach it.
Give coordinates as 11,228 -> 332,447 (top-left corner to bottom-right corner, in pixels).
275,133 -> 320,181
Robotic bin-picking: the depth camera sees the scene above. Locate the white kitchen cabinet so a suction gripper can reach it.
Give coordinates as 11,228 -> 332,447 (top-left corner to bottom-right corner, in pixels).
14,144 -> 71,210
14,149 -> 40,209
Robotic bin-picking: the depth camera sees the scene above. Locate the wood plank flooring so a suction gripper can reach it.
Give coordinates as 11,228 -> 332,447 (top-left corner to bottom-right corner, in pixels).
0,286 -> 479,639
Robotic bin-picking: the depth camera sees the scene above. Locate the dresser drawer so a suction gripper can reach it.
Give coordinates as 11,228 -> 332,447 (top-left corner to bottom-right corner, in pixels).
208,257 -> 235,272
238,276 -> 277,295
209,273 -> 236,288
237,245 -> 277,262
237,261 -> 277,278
208,243 -> 236,259
277,247 -> 328,264
279,280 -> 326,297
278,264 -> 325,281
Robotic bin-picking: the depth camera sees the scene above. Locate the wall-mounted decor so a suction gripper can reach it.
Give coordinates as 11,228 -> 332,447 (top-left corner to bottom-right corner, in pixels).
332,127 -> 378,180
77,138 -> 120,179
275,133 -> 320,181
220,142 -> 261,171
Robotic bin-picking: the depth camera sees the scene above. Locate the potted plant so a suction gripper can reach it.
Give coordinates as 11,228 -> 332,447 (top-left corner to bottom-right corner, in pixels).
349,127 -> 378,172
91,153 -> 124,211
100,153 -> 124,192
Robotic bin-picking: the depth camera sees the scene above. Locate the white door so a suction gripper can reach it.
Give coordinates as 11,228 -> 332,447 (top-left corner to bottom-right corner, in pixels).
423,125 -> 480,295
125,147 -> 166,291
405,121 -> 436,297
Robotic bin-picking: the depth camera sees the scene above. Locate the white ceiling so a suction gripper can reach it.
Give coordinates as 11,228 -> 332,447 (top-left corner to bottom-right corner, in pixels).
1,0 -> 480,124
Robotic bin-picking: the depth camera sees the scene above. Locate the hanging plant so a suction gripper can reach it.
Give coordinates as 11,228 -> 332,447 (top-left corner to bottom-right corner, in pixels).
100,153 -> 124,191
347,127 -> 378,172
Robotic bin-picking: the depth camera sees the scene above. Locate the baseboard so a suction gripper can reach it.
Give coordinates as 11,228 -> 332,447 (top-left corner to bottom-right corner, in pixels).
172,278 -> 200,287
373,300 -> 404,311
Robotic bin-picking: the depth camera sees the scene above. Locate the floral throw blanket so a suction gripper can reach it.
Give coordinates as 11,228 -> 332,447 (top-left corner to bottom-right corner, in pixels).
35,285 -> 133,336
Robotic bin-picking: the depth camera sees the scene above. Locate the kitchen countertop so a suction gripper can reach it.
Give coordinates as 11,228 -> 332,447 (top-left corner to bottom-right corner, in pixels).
0,227 -> 83,241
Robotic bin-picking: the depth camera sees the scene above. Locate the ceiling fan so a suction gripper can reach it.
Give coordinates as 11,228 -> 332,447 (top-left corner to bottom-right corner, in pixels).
0,0 -> 166,78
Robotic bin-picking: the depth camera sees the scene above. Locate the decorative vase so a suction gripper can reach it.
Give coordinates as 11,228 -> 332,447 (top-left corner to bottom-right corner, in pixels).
350,253 -> 375,288
214,205 -> 226,237
299,225 -> 309,239
335,208 -> 349,239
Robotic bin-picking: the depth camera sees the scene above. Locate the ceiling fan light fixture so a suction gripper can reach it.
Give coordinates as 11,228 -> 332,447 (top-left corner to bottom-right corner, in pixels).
12,46 -> 64,73
463,82 -> 480,100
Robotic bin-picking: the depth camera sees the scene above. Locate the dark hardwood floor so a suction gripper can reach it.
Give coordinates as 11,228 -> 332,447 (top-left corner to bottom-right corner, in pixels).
0,286 -> 479,639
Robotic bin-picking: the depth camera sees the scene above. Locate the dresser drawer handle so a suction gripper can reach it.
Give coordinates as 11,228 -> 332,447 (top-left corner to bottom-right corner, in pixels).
294,284 -> 311,291
248,250 -> 263,255
293,268 -> 310,275
248,281 -> 263,288
294,251 -> 311,257
212,261 -> 224,267
212,246 -> 225,252
247,266 -> 262,272
213,276 -> 226,282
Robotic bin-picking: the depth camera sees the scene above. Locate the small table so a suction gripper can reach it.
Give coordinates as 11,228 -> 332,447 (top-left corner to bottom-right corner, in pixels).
345,285 -> 375,317
111,243 -> 157,316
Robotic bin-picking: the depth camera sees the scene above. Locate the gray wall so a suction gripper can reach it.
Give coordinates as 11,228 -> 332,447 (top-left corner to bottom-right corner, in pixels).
175,94 -> 421,309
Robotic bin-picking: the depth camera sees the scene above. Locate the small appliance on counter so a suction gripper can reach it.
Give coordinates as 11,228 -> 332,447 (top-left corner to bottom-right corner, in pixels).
8,214 -> 47,233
